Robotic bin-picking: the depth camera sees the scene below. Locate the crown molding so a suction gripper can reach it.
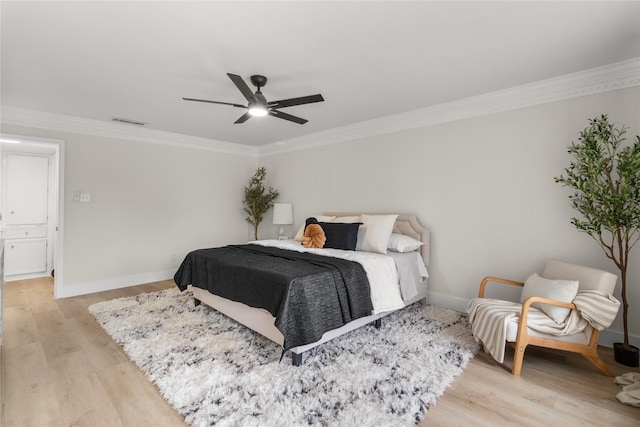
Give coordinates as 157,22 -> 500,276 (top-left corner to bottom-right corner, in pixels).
259,57 -> 640,156
2,58 -> 638,158
0,105 -> 259,157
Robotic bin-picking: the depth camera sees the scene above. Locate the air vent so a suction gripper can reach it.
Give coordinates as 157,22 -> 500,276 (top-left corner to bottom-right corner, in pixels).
112,117 -> 148,126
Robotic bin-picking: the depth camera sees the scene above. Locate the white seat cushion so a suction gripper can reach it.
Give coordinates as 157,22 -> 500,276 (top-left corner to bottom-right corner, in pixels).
505,316 -> 593,344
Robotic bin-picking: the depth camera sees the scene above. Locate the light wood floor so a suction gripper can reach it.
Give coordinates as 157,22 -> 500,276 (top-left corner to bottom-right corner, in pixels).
1,277 -> 638,426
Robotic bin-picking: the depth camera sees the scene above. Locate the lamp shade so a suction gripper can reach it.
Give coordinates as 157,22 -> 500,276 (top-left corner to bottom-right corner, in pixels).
273,203 -> 293,225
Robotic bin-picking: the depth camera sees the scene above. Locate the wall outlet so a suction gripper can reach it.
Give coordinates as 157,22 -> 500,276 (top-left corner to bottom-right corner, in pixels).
80,193 -> 91,202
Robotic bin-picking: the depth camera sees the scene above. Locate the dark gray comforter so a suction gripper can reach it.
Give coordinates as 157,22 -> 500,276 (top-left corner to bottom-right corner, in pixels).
174,244 -> 373,350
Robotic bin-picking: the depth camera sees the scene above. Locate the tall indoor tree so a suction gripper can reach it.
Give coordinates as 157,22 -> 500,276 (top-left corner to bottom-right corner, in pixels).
243,167 -> 279,240
555,114 -> 640,366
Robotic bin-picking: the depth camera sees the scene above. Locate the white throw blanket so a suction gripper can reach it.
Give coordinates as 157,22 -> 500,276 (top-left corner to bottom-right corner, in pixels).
615,372 -> 640,408
466,290 -> 620,363
572,290 -> 620,330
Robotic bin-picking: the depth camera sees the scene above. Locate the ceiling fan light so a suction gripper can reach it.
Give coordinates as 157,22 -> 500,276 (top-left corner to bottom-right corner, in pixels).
248,104 -> 268,117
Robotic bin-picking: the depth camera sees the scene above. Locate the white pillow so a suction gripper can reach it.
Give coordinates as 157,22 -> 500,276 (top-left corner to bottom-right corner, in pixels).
332,215 -> 362,223
387,233 -> 424,253
520,273 -> 579,324
293,215 -> 337,241
356,214 -> 398,254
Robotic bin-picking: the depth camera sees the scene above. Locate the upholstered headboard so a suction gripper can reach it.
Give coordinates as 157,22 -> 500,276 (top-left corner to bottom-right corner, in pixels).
323,212 -> 430,266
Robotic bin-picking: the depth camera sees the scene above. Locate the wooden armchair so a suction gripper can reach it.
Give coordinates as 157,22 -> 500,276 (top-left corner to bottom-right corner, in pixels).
474,260 -> 618,376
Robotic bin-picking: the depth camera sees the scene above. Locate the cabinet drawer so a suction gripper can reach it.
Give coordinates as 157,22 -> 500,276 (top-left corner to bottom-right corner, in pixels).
4,238 -> 47,276
3,226 -> 47,239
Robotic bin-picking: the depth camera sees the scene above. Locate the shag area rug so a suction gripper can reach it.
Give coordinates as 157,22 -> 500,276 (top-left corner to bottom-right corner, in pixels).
89,288 -> 479,426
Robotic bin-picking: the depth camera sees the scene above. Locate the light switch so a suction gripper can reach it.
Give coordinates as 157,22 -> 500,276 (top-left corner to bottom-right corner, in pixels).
80,193 -> 91,202
73,190 -> 81,202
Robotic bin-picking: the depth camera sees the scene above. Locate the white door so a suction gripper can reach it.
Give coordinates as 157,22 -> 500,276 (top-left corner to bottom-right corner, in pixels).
2,153 -> 50,279
4,154 -> 49,225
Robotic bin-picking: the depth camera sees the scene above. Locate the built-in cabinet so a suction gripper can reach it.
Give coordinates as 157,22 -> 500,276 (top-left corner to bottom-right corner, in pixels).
2,153 -> 50,279
4,226 -> 47,276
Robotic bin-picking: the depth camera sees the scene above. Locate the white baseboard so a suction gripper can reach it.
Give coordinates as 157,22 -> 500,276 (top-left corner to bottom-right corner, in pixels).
599,329 -> 640,349
56,269 -> 175,299
5,271 -> 52,282
427,290 -> 470,312
427,290 -> 640,350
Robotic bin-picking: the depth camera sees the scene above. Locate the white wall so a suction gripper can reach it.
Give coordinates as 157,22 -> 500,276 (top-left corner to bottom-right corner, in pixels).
261,87 -> 640,346
0,124 -> 257,297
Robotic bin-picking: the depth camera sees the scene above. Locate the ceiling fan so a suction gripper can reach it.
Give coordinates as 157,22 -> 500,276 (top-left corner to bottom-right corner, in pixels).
183,73 -> 324,125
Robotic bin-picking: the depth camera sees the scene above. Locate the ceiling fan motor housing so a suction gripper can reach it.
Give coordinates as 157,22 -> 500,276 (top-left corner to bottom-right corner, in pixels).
250,75 -> 267,89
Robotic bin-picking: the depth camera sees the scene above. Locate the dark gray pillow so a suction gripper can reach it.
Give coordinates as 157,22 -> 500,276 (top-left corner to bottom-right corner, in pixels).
318,222 -> 362,251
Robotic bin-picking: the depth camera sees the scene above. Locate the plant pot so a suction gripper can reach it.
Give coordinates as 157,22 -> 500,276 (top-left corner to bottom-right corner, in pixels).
613,342 -> 640,367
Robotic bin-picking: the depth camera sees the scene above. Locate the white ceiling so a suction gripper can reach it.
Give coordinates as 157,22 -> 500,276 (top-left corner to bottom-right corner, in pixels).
2,1 -> 639,147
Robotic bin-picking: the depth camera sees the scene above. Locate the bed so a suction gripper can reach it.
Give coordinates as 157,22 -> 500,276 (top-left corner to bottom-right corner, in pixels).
174,213 -> 430,365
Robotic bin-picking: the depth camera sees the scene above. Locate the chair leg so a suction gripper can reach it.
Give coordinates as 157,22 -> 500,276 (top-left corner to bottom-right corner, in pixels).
512,342 -> 527,376
582,330 -> 613,376
583,351 -> 614,376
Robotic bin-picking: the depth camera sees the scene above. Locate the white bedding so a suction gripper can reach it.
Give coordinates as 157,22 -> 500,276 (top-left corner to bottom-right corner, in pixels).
250,239 -> 405,314
387,251 -> 429,301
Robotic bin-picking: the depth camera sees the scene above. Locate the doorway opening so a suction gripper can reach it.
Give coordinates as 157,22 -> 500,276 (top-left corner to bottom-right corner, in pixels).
1,133 -> 64,298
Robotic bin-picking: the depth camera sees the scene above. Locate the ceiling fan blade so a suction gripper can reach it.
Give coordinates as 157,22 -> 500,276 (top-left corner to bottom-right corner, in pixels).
269,110 -> 308,125
234,112 -> 252,124
227,73 -> 255,102
267,94 -> 324,109
182,97 -> 246,108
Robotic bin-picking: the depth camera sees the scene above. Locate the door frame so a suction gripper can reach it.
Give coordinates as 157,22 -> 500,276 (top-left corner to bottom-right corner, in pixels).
0,133 -> 65,298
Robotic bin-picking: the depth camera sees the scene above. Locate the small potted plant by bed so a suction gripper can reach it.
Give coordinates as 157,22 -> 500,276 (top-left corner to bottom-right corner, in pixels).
555,114 -> 640,367
243,167 -> 279,240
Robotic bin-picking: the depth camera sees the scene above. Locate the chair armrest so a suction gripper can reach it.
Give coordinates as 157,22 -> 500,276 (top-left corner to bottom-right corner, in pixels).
519,296 -> 577,330
478,276 -> 524,298
522,296 -> 576,311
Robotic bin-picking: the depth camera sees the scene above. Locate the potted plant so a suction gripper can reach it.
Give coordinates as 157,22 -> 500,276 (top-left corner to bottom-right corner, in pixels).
242,167 -> 279,240
555,114 -> 640,367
